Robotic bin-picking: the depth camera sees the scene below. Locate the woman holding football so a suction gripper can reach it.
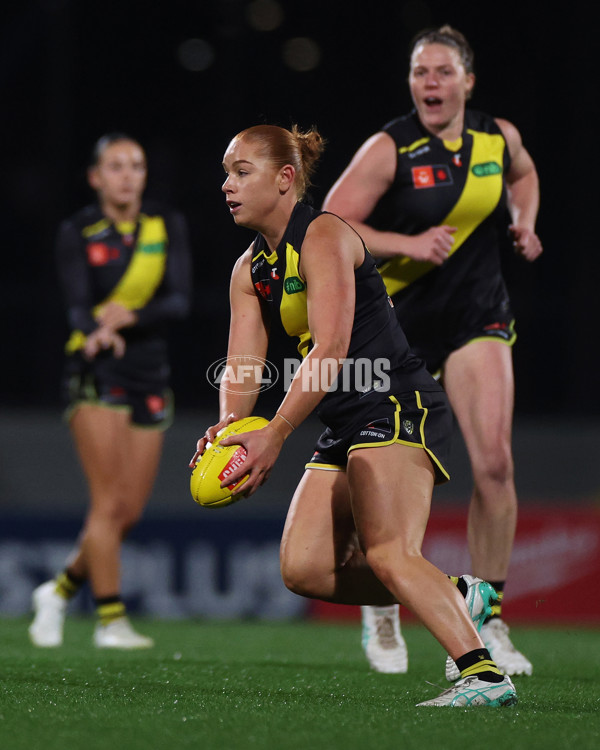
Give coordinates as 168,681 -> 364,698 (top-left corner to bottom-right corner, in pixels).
191,123 -> 517,707
322,25 -> 541,677
29,133 -> 192,650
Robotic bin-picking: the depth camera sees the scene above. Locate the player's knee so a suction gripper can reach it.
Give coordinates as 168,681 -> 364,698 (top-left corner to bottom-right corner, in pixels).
91,493 -> 143,531
363,547 -> 400,592
280,553 -> 325,598
364,542 -> 424,593
474,443 -> 514,487
281,570 -> 309,597
280,558 -> 310,596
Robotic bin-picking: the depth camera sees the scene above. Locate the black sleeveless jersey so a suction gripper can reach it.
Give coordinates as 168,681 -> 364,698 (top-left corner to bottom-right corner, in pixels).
55,200 -> 192,390
371,109 -> 512,324
249,202 -> 440,432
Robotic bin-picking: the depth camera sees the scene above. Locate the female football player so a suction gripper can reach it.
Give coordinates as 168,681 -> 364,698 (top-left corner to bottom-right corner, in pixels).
29,134 -> 192,649
323,25 -> 541,677
191,123 -> 517,706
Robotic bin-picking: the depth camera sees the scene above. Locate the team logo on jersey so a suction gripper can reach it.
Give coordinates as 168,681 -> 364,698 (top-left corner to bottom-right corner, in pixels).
402,419 -> 415,436
472,161 -> 502,177
86,242 -> 120,266
284,276 -> 305,295
411,165 -> 453,189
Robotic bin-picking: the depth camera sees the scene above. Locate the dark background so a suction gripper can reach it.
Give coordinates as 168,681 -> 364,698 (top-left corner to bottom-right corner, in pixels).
1,0 -> 597,416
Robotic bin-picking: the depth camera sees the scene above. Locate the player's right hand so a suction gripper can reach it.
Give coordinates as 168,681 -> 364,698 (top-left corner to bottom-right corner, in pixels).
83,326 -> 126,360
405,225 -> 457,264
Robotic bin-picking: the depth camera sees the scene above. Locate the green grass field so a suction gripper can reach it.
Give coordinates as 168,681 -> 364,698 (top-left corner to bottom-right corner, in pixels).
0,617 -> 598,750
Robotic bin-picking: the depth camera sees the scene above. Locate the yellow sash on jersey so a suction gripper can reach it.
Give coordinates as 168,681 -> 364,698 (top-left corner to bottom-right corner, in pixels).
279,242 -> 312,358
378,130 -> 505,296
65,214 -> 168,354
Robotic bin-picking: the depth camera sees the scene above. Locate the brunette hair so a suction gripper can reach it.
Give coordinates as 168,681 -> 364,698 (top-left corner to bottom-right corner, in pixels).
232,124 -> 325,199
90,132 -> 144,166
409,25 -> 474,75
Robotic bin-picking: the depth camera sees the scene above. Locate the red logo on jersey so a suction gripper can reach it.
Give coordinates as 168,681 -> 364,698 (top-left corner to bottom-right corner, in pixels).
254,279 -> 272,301
411,165 -> 452,189
412,166 -> 435,188
87,243 -> 120,265
146,395 -> 165,414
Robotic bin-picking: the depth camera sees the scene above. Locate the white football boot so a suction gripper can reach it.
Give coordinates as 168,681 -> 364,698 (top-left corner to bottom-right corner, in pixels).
445,575 -> 498,681
417,674 -> 517,707
480,618 -> 533,676
29,580 -> 68,647
361,604 -> 408,673
94,617 -> 154,649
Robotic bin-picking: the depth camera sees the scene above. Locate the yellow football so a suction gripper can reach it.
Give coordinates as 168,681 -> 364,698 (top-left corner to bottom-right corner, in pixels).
190,416 -> 270,508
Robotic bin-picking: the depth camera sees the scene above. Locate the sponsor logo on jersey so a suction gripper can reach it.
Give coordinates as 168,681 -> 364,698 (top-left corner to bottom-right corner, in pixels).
252,258 -> 265,273
359,429 -> 387,439
86,242 -> 120,266
406,145 -> 431,159
472,161 -> 502,177
365,418 -> 392,434
254,279 -> 273,301
284,276 -> 306,294
411,165 -> 453,189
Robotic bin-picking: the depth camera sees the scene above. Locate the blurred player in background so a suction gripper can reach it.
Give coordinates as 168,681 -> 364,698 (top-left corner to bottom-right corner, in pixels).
190,123 -> 517,707
29,133 -> 192,649
323,25 -> 542,676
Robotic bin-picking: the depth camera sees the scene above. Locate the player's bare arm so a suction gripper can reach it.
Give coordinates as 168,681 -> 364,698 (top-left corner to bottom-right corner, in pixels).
496,117 -> 543,261
221,216 -> 359,493
189,246 -> 268,467
323,133 -> 455,264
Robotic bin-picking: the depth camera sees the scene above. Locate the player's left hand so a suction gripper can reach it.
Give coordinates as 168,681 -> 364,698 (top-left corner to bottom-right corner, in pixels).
218,424 -> 284,496
189,412 -> 239,468
509,225 -> 543,261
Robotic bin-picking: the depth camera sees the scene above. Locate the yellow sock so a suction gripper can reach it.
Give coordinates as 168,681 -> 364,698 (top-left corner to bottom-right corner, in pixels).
96,599 -> 126,626
55,571 -> 82,600
456,648 -> 503,682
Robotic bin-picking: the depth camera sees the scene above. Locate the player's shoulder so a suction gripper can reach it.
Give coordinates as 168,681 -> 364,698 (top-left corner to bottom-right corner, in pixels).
381,111 -> 422,144
464,108 -> 504,136
58,204 -> 104,240
63,203 -> 100,225
141,199 -> 183,222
